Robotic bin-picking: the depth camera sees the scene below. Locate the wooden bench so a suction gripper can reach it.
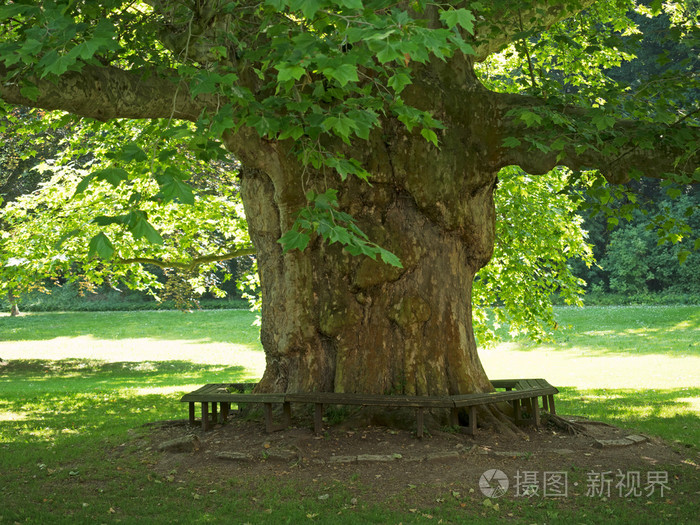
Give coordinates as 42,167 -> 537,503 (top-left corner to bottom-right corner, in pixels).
180,378 -> 558,437
454,378 -> 557,434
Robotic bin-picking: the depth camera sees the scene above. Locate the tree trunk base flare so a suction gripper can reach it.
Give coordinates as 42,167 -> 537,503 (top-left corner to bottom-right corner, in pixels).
475,405 -> 523,438
286,403 -> 524,438
10,304 -> 20,317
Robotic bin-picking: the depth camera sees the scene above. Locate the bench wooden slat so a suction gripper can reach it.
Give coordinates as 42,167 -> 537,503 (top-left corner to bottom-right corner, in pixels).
490,379 -> 519,389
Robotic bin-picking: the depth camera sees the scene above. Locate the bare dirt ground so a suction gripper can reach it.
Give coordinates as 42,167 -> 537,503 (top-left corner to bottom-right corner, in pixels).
126,411 -> 698,505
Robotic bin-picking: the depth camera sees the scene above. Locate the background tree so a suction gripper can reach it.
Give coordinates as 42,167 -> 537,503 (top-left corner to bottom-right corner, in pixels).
1,1 -> 697,430
0,115 -> 254,313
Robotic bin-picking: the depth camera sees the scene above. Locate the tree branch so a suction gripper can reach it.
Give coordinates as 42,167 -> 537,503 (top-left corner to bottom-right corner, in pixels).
0,64 -> 213,122
493,92 -> 699,184
118,246 -> 256,271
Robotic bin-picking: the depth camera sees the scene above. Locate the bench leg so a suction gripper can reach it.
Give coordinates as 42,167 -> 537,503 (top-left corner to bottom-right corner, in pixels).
212,402 -> 218,424
188,402 -> 195,425
548,394 -> 556,414
221,402 -> 230,423
513,400 -> 522,423
314,403 -> 324,434
531,397 -> 541,427
468,406 -> 477,435
450,407 -> 460,427
416,407 -> 424,438
282,402 -> 291,429
201,402 -> 210,431
263,403 -> 273,433
542,395 -> 549,412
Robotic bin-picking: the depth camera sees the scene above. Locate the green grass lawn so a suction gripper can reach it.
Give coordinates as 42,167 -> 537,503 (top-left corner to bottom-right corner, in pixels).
0,306 -> 698,524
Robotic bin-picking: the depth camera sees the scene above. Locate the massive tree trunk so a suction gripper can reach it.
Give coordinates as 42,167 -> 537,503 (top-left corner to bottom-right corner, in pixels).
234,58 -> 504,412
240,165 -> 496,398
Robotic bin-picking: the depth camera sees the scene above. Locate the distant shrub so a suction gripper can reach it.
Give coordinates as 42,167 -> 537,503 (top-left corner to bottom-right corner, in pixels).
0,281 -> 249,312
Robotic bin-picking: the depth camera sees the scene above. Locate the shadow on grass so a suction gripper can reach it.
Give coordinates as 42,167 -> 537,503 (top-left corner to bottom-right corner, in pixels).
0,358 -> 254,387
0,359 -> 257,449
556,386 -> 700,449
0,310 -> 261,344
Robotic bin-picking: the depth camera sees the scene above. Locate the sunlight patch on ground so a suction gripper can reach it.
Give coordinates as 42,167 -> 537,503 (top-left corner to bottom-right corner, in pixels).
581,330 -> 617,336
0,411 -> 28,421
126,385 -> 211,396
480,345 -> 700,390
676,397 -> 700,413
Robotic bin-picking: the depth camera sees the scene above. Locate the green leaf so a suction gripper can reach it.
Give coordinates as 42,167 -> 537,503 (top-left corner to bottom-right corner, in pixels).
339,0 -> 363,8
439,8 -> 475,33
39,53 -> 76,78
119,143 -> 149,163
323,64 -> 359,87
278,230 -> 310,252
129,214 -> 164,245
19,82 -> 40,101
94,168 -> 129,187
519,111 -> 542,127
297,0 -> 323,18
420,128 -> 438,147
156,167 -> 195,205
278,125 -> 304,141
93,214 -> 129,226
88,232 -> 115,260
0,4 -> 37,20
387,72 -> 411,94
276,64 -> 305,82
74,173 -> 96,195
246,115 -> 278,138
379,248 -> 403,268
591,113 -> 616,131
665,187 -> 682,199
502,136 -> 521,148
53,229 -> 81,250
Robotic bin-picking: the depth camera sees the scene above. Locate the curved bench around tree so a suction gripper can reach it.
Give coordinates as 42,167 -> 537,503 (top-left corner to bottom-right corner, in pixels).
180,378 -> 558,437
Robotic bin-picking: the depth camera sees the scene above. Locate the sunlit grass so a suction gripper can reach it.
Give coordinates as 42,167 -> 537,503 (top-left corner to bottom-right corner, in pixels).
481,305 -> 700,390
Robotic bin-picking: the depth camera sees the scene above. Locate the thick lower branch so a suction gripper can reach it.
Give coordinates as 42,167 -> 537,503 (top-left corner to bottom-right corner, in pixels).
0,64 -> 213,122
494,92 -> 699,183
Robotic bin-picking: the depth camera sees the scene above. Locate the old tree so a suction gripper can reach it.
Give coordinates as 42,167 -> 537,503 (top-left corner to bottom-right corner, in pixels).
1,1 -> 698,427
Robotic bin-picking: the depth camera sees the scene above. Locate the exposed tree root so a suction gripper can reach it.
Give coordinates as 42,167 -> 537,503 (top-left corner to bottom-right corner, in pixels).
472,404 -> 524,438
543,413 -> 589,435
